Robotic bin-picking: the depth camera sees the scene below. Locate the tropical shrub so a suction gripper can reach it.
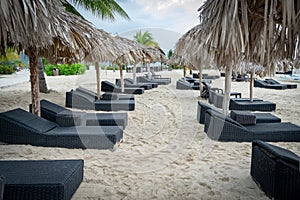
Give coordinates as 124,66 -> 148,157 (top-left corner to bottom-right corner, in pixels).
0,65 -> 14,74
44,63 -> 87,76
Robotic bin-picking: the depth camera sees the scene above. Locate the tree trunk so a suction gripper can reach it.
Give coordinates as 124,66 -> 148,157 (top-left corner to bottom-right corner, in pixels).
38,58 -> 49,93
95,62 -> 101,100
222,66 -> 232,115
29,49 -> 40,116
190,69 -> 193,75
250,69 -> 254,102
183,66 -> 186,77
198,70 -> 203,97
119,65 -> 124,93
133,63 -> 137,84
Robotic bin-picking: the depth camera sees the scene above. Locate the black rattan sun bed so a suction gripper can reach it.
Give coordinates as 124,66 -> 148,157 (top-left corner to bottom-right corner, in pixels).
254,79 -> 288,89
0,108 -> 123,149
101,80 -> 144,94
176,78 -> 200,90
204,109 -> 300,142
125,78 -> 158,88
251,141 -> 300,199
265,78 -> 297,89
197,101 -> 281,125
66,90 -> 135,111
116,79 -> 152,90
0,159 -> 83,200
136,76 -> 171,85
229,98 -> 276,111
32,99 -> 128,128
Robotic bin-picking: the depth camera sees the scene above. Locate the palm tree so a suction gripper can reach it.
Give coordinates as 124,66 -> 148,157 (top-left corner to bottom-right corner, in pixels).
64,0 -> 130,20
133,30 -> 159,47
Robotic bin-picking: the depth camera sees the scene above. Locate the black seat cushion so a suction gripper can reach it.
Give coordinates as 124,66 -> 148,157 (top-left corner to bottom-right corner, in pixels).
1,108 -> 57,133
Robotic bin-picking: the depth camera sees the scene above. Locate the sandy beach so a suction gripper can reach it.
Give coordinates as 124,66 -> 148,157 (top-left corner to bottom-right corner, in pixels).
0,69 -> 299,199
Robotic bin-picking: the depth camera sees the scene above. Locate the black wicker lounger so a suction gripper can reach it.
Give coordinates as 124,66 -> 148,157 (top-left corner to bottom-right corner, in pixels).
197,101 -> 281,125
204,109 -> 300,142
251,141 -> 300,199
76,86 -> 134,100
101,81 -> 144,94
254,79 -> 288,89
229,98 -> 276,111
66,90 -> 135,111
265,78 -> 297,89
0,108 -> 123,149
176,79 -> 200,90
35,99 -> 128,128
116,79 -> 152,90
125,78 -> 158,88
136,76 -> 171,85
0,159 -> 83,200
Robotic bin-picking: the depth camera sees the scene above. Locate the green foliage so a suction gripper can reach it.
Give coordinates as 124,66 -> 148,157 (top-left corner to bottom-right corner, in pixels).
0,65 -> 14,74
167,49 -> 173,59
67,0 -> 130,21
171,65 -> 183,69
134,30 -> 159,47
44,63 -> 87,76
0,49 -> 26,72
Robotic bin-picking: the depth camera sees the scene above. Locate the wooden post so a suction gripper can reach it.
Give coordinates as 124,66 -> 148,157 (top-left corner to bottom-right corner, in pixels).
133,63 -> 137,84
29,48 -> 40,116
119,64 -> 124,93
95,62 -> 101,100
190,69 -> 193,75
147,62 -> 151,79
250,69 -> 254,102
183,66 -> 186,77
198,69 -> 203,97
222,66 -> 232,115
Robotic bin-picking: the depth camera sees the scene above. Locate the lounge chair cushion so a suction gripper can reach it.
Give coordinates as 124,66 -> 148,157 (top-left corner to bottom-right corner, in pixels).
230,110 -> 256,125
0,159 -> 83,200
1,108 -> 57,133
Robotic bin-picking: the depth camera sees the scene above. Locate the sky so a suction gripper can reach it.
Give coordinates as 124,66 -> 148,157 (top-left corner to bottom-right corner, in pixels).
72,0 -> 204,51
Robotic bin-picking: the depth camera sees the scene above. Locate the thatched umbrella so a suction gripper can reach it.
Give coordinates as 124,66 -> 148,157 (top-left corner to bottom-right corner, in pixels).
198,0 -> 300,114
0,0 -> 102,115
172,25 -> 215,97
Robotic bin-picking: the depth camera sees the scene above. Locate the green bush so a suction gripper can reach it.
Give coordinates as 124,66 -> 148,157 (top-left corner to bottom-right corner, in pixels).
45,64 -> 56,76
44,63 -> 87,76
0,65 -> 14,74
171,65 -> 183,69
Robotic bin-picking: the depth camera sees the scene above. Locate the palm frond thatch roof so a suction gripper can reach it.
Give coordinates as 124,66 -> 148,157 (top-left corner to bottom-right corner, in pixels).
198,0 -> 300,71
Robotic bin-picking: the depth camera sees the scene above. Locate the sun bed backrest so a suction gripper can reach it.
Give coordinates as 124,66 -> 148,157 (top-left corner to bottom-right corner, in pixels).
124,78 -> 134,84
72,90 -> 95,103
208,109 -> 244,128
0,108 -> 57,134
253,140 -> 300,165
76,87 -> 97,100
40,99 -> 67,115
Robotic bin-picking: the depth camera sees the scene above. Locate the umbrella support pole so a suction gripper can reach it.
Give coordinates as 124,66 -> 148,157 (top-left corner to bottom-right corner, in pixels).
222,66 -> 232,115
119,65 -> 125,93
29,48 -> 40,116
95,62 -> 101,99
250,69 -> 254,102
133,63 -> 137,85
198,70 -> 203,97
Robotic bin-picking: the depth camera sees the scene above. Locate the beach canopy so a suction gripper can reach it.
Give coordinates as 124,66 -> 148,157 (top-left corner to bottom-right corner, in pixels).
196,0 -> 300,113
0,0 -> 107,115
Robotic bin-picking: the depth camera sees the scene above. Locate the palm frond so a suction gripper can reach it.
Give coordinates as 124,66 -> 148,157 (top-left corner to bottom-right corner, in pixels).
70,0 -> 130,21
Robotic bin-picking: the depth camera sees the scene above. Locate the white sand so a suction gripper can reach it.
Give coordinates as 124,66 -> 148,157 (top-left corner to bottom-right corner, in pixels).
0,69 -> 300,199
